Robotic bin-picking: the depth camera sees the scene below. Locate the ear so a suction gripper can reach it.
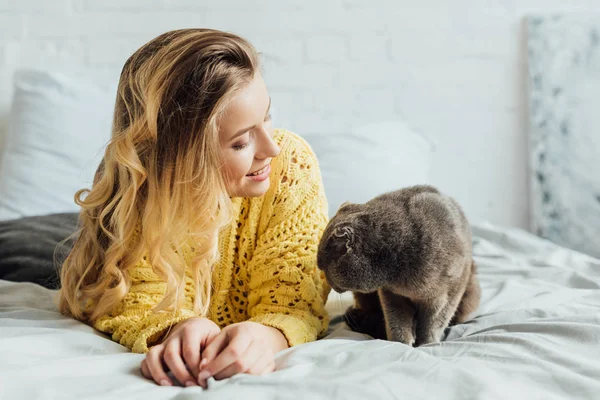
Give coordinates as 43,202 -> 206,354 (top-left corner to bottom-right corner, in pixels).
338,202 -> 360,214
333,225 -> 355,251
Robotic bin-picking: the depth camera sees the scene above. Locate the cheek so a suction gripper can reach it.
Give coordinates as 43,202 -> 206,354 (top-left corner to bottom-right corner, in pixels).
223,153 -> 253,182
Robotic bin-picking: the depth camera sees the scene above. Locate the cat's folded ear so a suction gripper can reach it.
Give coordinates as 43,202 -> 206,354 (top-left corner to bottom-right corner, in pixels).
338,202 -> 361,214
333,225 -> 355,251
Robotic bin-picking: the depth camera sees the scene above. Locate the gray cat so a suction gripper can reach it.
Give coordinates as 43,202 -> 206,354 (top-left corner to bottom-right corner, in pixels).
317,185 -> 480,346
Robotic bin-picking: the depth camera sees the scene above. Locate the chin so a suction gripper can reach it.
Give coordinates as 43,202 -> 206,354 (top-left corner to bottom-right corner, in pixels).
252,179 -> 271,196
352,286 -> 378,294
329,283 -> 347,293
331,278 -> 377,294
326,276 -> 355,294
234,178 -> 271,198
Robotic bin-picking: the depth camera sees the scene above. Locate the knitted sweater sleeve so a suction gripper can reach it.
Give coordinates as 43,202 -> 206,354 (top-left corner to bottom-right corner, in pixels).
246,132 -> 331,346
92,261 -> 198,354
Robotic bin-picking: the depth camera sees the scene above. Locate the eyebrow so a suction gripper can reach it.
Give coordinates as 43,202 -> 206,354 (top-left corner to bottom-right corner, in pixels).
230,97 -> 272,141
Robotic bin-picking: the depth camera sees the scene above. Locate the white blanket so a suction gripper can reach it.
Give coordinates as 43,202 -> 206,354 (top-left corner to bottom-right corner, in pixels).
1,223 -> 599,400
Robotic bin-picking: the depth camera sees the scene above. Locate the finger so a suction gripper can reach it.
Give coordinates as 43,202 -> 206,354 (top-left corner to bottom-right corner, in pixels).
181,332 -> 201,381
247,352 -> 276,376
204,326 -> 221,349
140,359 -> 150,379
197,327 -> 221,376
199,334 -> 251,384
145,345 -> 172,386
200,329 -> 229,367
163,337 -> 196,387
196,330 -> 230,387
212,342 -> 263,380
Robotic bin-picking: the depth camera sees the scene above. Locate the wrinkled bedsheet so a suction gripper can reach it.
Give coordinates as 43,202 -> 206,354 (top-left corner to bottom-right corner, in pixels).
1,223 -> 599,400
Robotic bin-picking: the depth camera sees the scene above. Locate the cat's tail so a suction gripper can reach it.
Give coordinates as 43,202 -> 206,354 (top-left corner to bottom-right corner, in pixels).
450,259 -> 481,325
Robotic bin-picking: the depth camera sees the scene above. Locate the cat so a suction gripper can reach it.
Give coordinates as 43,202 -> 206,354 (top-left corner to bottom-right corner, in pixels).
317,185 -> 481,346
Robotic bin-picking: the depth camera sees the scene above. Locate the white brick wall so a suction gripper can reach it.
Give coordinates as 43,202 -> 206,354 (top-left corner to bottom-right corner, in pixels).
1,0 -> 600,229
0,15 -> 25,39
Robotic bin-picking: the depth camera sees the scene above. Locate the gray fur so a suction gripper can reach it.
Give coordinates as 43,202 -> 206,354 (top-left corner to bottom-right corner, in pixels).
317,185 -> 481,346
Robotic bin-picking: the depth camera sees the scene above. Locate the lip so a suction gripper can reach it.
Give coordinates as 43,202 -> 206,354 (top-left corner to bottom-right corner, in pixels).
246,164 -> 271,182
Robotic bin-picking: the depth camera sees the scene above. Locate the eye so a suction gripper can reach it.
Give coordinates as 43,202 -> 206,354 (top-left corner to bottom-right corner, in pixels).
265,113 -> 272,122
232,133 -> 253,151
233,141 -> 250,151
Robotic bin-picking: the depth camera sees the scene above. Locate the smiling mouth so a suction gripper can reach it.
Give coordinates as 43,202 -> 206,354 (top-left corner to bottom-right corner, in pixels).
247,164 -> 270,176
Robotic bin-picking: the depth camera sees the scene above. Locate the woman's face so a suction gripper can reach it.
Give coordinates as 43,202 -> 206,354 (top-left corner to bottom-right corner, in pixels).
219,73 -> 280,198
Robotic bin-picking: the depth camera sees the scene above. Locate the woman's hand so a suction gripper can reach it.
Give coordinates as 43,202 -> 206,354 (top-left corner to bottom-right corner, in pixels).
196,321 -> 289,388
141,317 -> 220,387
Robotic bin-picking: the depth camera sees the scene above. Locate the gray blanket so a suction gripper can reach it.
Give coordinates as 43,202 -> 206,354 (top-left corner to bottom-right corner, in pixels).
0,213 -> 78,289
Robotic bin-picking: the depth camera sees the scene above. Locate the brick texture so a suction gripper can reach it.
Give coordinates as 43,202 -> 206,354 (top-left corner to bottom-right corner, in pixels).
1,0 -> 600,228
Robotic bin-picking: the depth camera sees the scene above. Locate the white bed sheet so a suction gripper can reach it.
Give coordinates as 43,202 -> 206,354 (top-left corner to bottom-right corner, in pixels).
1,223 -> 599,400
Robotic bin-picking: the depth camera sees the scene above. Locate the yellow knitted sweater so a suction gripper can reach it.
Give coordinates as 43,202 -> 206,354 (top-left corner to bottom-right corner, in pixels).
93,130 -> 331,353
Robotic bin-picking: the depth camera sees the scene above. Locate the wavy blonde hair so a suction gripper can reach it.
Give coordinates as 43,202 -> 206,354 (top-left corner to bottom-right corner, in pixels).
59,29 -> 260,323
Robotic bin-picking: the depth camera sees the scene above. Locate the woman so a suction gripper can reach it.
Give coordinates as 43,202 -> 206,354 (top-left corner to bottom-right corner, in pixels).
59,28 -> 330,388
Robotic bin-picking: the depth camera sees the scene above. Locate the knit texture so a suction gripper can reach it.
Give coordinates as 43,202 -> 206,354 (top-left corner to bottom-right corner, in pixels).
93,130 -> 331,353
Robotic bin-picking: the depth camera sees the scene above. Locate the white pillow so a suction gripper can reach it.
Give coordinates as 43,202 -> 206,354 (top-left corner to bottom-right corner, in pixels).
305,121 -> 433,315
0,69 -> 115,221
0,69 -> 432,223
303,121 -> 434,218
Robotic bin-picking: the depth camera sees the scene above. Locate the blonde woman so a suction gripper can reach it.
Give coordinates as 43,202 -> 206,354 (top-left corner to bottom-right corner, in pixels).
59,28 -> 330,388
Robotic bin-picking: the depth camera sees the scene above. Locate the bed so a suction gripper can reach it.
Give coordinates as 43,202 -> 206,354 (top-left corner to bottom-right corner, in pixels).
2,15 -> 600,398
1,222 -> 599,399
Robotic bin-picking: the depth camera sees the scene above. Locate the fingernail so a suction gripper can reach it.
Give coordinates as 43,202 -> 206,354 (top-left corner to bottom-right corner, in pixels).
200,359 -> 208,368
197,370 -> 211,381
185,380 -> 196,387
159,379 -> 171,386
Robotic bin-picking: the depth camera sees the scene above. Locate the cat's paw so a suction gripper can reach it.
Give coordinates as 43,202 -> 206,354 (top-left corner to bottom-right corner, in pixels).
344,307 -> 386,340
387,328 -> 415,346
414,328 -> 444,346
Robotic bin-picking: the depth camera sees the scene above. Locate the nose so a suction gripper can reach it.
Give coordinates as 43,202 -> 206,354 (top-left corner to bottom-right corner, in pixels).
254,126 -> 280,160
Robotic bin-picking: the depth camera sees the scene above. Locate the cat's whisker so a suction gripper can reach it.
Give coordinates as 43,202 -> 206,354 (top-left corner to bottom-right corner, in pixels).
337,292 -> 348,312
335,292 -> 352,326
346,312 -> 357,327
336,292 -> 343,308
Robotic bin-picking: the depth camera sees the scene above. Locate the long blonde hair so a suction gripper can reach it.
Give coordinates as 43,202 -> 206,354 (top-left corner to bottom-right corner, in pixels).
59,29 -> 260,323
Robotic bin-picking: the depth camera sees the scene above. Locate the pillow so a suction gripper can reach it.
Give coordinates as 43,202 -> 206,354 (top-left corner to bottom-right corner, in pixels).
0,212 -> 78,289
303,120 -> 434,217
303,121 -> 433,317
0,69 -> 116,221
